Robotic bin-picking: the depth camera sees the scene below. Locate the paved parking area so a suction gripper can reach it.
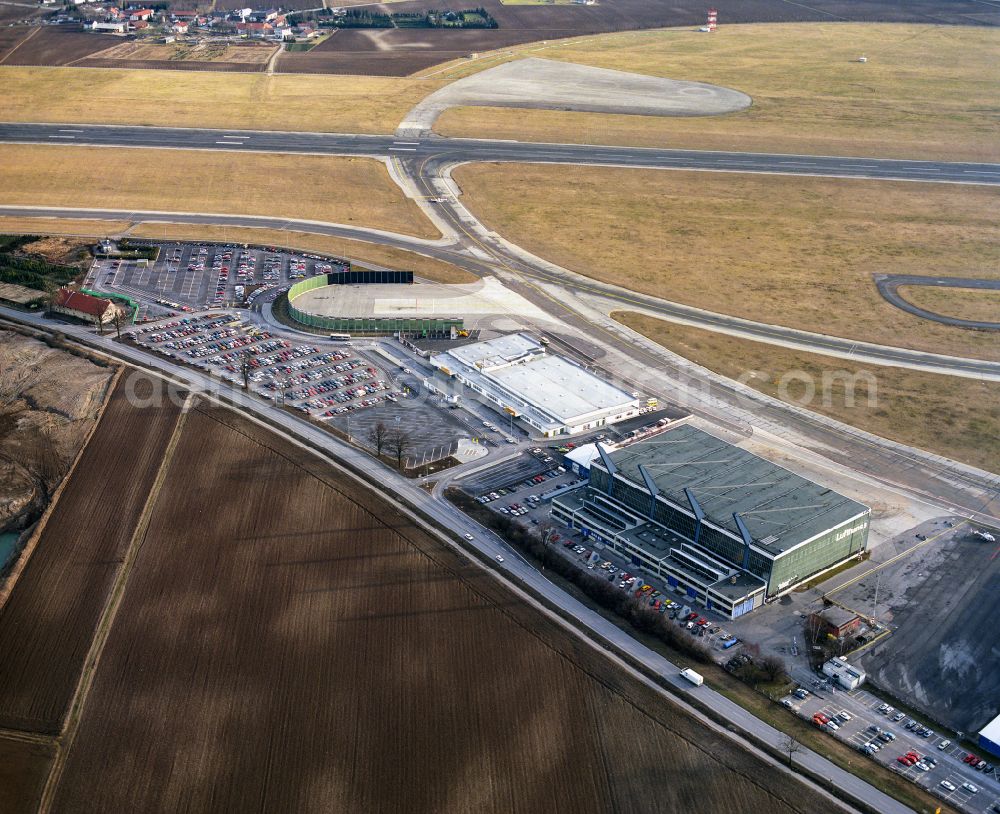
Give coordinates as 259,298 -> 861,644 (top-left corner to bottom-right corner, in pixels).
782,684 -> 1000,813
89,241 -> 347,318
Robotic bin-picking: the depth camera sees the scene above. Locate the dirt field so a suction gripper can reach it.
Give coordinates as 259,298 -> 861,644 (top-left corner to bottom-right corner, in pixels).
0,145 -> 439,240
47,402 -> 835,813
454,164 -> 1000,360
0,25 -> 109,66
0,373 -> 181,734
436,24 -> 1000,161
0,66 -> 440,133
613,312 -> 1000,471
0,331 -> 115,535
898,285 -> 1000,324
0,735 -> 54,814
127,222 -> 477,283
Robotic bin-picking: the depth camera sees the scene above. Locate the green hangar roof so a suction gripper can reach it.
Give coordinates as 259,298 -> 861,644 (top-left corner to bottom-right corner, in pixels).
601,424 -> 870,557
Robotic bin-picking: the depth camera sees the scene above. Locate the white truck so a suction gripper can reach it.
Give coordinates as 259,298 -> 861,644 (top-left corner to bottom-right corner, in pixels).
680,668 -> 704,687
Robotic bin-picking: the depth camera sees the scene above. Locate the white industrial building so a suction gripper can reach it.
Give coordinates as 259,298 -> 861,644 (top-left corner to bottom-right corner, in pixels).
822,657 -> 866,690
430,333 -> 641,437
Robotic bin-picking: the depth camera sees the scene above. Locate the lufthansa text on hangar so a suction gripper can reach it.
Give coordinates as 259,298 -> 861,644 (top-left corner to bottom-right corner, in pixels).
551,424 -> 871,618
430,333 -> 641,436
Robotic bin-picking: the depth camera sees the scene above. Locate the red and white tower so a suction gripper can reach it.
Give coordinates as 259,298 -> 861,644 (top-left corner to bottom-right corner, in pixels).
706,8 -> 717,31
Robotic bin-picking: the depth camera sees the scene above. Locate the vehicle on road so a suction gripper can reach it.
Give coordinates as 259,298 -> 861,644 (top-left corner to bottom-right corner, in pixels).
495,555 -> 504,563
679,668 -> 703,686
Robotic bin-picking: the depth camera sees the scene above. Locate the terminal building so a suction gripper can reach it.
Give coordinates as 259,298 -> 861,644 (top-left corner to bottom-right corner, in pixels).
430,333 -> 641,437
551,424 -> 871,618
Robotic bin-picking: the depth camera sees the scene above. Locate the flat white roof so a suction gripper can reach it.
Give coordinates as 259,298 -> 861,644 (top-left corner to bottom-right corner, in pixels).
433,333 -> 638,429
980,712 -> 1000,744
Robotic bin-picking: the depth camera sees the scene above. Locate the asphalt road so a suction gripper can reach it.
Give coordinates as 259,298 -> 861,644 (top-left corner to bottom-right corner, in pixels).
0,304 -> 913,814
3,122 -> 1000,185
875,274 -> 1000,331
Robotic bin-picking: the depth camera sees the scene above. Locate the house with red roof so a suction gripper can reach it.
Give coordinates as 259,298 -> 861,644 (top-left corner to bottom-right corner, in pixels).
52,288 -> 123,325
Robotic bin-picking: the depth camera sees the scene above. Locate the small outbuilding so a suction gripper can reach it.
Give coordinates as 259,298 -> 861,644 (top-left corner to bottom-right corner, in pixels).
810,606 -> 863,640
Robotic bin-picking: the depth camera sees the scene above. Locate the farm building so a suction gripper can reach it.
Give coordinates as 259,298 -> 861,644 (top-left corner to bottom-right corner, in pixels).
0,282 -> 47,310
551,424 -> 871,616
431,333 -> 641,437
52,288 -> 124,325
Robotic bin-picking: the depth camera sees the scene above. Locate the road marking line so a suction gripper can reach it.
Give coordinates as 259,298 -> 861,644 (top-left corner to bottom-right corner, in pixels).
48,135 -> 75,139
58,129 -> 84,133
389,147 -> 417,152
393,141 -> 420,145
214,141 -> 245,145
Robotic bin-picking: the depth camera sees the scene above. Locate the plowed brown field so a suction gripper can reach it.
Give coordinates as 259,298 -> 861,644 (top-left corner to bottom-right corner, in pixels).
0,372 -> 181,734
0,736 -> 53,814
49,403 -> 832,813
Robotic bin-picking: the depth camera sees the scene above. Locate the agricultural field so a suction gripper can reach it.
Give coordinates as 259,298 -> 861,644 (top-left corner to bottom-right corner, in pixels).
436,23 -> 1000,162
0,145 -> 439,240
0,373 -> 181,734
88,40 -> 275,64
613,312 -> 1000,471
43,402 -> 834,812
77,40 -> 277,72
0,25 -> 109,67
453,164 -> 1000,360
0,736 -> 53,814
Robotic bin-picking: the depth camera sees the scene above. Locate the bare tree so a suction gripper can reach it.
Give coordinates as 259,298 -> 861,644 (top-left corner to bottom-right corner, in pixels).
111,307 -> 126,341
760,654 -> 789,684
239,351 -> 252,391
367,421 -> 390,457
781,734 -> 801,767
386,428 -> 411,470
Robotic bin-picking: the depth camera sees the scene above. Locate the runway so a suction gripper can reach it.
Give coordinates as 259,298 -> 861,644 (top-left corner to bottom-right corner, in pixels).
3,122 -> 1000,185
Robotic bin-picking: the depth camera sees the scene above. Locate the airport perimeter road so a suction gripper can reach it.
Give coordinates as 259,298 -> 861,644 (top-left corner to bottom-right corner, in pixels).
0,306 -> 912,814
2,122 -> 1000,185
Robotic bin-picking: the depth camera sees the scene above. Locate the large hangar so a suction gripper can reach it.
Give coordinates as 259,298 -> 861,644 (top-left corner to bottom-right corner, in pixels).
552,424 -> 871,617
431,333 -> 641,437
